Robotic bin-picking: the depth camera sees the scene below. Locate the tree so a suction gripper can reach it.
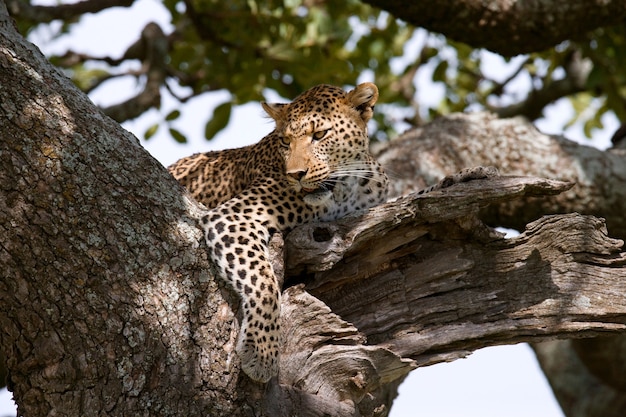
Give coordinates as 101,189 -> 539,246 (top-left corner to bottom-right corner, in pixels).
2,0 -> 626,416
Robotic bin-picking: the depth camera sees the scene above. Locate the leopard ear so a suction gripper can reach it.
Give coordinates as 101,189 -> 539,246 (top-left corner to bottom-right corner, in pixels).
346,82 -> 379,123
262,102 -> 288,123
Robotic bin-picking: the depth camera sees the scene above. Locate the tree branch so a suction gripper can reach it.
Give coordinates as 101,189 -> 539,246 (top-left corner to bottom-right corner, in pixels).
0,5 -> 246,414
492,49 -> 592,120
362,0 -> 626,55
102,22 -> 168,122
376,112 -> 626,238
3,1 -> 626,414
7,0 -> 134,23
285,179 -> 626,360
268,176 -> 626,415
533,340 -> 626,417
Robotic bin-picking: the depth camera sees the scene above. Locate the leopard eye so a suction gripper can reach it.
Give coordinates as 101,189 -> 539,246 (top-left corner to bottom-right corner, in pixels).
312,129 -> 330,141
278,135 -> 289,148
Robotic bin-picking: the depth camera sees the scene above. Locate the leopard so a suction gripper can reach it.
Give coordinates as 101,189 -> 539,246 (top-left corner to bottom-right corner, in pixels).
169,83 -> 389,382
168,82 -> 499,383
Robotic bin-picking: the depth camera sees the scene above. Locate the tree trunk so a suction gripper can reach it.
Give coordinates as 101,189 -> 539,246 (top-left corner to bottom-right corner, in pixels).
2,3 -> 626,416
0,3 -> 250,415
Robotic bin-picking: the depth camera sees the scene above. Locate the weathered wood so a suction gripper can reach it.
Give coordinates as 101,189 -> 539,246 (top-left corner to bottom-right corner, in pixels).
373,112 -> 626,414
274,175 -> 626,414
286,175 -> 574,277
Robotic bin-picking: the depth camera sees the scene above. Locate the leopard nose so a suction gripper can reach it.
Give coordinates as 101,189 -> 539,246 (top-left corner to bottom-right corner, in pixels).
287,169 -> 307,181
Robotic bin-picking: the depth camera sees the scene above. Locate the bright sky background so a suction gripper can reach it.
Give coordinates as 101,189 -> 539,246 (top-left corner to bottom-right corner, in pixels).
3,0 -> 620,415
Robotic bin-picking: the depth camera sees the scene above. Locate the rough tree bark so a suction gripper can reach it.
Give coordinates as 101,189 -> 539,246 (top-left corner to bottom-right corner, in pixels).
0,4 -> 242,415
2,4 -> 626,417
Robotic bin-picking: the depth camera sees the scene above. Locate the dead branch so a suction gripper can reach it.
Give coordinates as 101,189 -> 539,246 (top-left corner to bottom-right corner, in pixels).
274,175 -> 626,414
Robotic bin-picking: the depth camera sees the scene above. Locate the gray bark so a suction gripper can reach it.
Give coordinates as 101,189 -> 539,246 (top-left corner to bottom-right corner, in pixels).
376,112 -> 626,238
286,181 -> 626,366
0,3 -> 242,414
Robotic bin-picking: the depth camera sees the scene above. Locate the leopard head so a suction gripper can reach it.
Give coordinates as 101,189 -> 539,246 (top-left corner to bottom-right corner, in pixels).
262,83 -> 378,197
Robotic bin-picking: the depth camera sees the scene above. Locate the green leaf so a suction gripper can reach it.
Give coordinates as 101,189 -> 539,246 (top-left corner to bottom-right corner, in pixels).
144,123 -> 159,141
421,46 -> 439,61
165,110 -> 181,121
204,102 -> 232,141
266,41 -> 300,62
169,128 -> 187,143
432,60 -> 449,83
71,67 -> 111,91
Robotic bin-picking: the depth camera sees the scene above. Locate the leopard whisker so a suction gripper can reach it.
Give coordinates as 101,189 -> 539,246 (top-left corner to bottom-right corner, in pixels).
330,170 -> 380,177
328,170 -> 387,184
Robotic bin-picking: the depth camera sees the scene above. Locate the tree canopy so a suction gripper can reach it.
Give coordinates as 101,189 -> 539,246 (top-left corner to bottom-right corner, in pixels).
8,0 -> 626,142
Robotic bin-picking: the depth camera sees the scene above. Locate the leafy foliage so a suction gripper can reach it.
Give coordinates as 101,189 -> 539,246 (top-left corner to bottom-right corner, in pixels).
14,0 -> 626,142
573,25 -> 626,137
162,0 -> 415,139
204,101 -> 232,140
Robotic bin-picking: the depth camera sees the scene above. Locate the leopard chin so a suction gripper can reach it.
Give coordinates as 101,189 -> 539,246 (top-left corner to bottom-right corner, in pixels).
303,189 -> 333,207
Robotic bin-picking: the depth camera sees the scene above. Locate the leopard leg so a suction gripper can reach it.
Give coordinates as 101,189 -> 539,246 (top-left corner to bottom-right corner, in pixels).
200,205 -> 281,383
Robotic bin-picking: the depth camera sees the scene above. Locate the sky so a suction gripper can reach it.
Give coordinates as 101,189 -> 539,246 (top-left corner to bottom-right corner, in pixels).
3,0 -> 620,415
